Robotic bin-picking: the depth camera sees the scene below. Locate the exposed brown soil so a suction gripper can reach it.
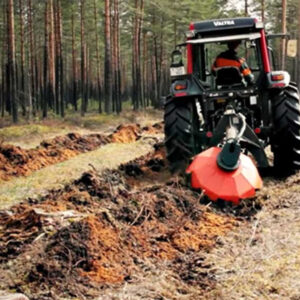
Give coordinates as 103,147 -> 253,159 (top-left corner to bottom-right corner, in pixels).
0,143 -> 237,299
0,133 -> 110,181
0,122 -> 163,182
0,119 -> 297,299
109,124 -> 141,143
109,122 -> 163,143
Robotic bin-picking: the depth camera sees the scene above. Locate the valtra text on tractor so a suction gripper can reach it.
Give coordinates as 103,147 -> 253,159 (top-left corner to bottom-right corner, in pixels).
164,17 -> 300,204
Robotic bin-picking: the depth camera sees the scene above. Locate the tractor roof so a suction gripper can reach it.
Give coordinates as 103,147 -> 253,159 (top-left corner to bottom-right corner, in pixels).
190,17 -> 263,36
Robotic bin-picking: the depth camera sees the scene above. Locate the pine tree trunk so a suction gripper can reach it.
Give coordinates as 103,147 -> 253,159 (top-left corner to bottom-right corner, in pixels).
93,0 -> 102,113
281,0 -> 287,69
43,0 -> 49,118
104,0 -> 112,113
35,32 -> 41,112
261,0 -> 265,22
142,32 -> 147,106
28,0 -> 36,116
7,0 -> 18,123
19,0 -> 26,116
1,3 -> 5,119
54,0 -> 59,114
132,0 -> 137,110
80,0 -> 87,116
71,9 -> 78,111
117,32 -> 122,111
48,0 -> 55,111
112,0 -> 121,113
132,0 -> 144,110
56,0 -> 64,117
157,17 -> 164,100
151,39 -> 158,107
138,0 -> 144,108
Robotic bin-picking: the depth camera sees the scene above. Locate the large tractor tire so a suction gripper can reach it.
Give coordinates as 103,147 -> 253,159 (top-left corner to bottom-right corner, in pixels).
164,97 -> 201,173
271,85 -> 300,175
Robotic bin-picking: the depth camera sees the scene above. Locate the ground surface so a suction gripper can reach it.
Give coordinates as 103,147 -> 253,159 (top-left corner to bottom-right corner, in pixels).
0,113 -> 299,300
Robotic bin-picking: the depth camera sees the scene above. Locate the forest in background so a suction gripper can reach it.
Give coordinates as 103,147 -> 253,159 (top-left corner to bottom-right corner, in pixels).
0,0 -> 299,123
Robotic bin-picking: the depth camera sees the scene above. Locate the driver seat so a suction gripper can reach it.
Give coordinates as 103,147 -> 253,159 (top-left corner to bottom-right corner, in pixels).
215,66 -> 245,89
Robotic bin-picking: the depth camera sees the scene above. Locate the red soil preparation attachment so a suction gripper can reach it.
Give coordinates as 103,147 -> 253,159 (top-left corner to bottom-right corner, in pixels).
164,17 -> 300,204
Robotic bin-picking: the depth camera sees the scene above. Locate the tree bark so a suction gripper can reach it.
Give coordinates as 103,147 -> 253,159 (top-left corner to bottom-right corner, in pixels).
54,0 -> 61,115
245,0 -> 248,16
19,0 -> 26,116
28,0 -> 36,116
7,0 -> 18,123
71,8 -> 78,111
112,0 -> 121,113
80,0 -> 87,116
43,0 -> 49,118
261,0 -> 265,22
56,0 -> 64,117
93,0 -> 102,113
48,0 -> 56,111
281,0 -> 287,69
104,0 -> 112,113
132,0 -> 144,110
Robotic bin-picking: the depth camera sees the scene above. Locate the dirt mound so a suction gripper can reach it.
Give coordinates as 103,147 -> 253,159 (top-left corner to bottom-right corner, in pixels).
0,144 -> 238,299
0,133 -> 110,181
120,142 -> 168,187
109,124 -> 142,143
109,122 -> 163,143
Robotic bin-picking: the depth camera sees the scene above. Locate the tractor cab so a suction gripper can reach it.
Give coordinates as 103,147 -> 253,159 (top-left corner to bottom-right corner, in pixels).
187,32 -> 261,90
170,18 -> 291,92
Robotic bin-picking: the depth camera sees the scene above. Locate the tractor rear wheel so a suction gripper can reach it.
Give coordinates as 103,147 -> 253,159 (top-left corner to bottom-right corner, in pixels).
271,85 -> 300,175
164,97 -> 201,173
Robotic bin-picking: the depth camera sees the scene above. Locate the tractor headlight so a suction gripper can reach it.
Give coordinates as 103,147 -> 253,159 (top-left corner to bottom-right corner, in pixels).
255,21 -> 264,29
185,30 -> 195,38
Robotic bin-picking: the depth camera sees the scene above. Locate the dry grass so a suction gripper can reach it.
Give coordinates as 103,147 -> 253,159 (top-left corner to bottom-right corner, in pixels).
202,173 -> 300,300
98,259 -> 204,300
0,138 -> 157,209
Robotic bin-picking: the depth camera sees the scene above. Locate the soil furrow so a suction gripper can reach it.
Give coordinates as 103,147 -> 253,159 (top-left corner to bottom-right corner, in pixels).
0,122 -> 298,299
0,123 -> 163,182
0,143 -> 237,300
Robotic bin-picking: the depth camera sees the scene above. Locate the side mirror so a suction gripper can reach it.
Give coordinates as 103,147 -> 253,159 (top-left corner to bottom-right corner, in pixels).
171,49 -> 183,67
170,49 -> 186,77
246,40 -> 256,49
287,40 -> 297,57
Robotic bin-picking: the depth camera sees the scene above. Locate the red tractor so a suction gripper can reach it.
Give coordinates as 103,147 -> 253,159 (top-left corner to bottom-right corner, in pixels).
164,17 -> 300,203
